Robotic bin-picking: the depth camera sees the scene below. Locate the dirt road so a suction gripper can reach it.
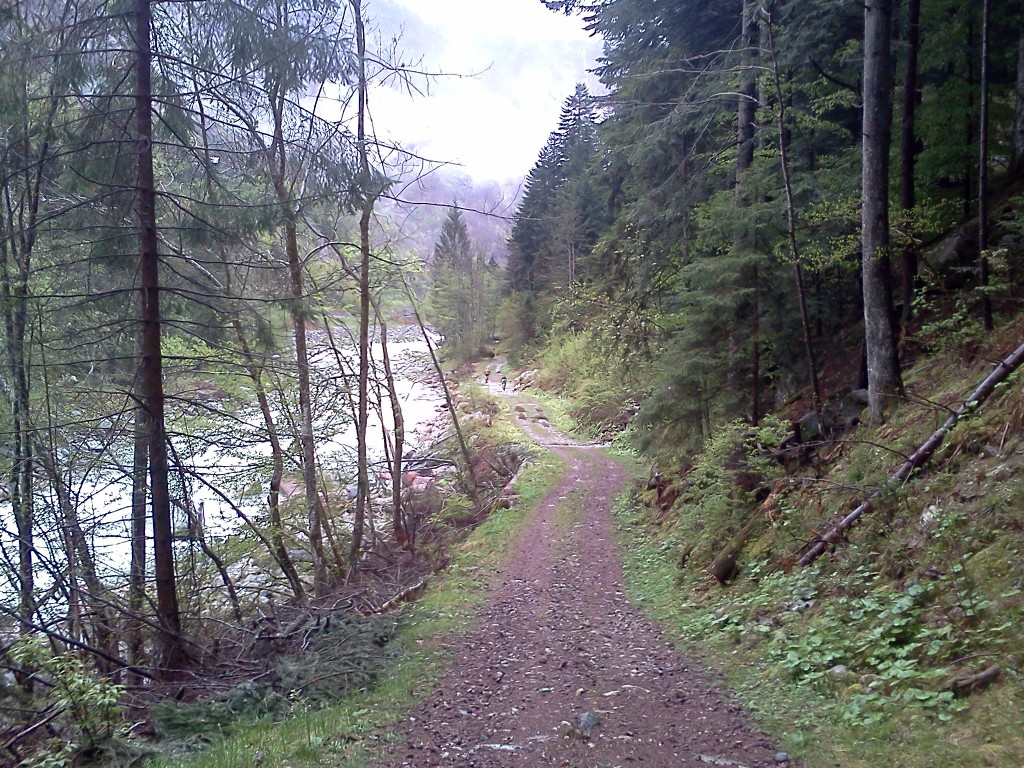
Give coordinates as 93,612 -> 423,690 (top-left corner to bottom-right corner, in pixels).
378,387 -> 780,768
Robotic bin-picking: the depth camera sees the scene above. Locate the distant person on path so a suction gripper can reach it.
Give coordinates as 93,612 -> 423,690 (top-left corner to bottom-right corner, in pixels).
501,374 -> 508,391
484,367 -> 491,385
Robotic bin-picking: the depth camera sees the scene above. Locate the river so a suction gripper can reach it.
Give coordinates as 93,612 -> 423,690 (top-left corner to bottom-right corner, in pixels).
0,327 -> 448,592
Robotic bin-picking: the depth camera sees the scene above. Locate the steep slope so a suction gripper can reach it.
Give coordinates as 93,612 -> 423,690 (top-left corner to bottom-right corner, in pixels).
608,316 -> 1024,766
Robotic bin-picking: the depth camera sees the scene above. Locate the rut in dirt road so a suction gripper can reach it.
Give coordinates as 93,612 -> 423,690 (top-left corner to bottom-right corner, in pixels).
379,407 -> 780,768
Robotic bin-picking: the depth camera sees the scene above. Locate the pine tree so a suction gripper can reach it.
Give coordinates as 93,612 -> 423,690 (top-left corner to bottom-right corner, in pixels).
430,206 -> 487,357
506,83 -> 603,325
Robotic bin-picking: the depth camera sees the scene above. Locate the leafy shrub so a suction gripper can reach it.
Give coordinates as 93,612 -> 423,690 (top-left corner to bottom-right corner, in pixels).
9,637 -> 126,765
533,331 -> 643,431
673,417 -> 789,563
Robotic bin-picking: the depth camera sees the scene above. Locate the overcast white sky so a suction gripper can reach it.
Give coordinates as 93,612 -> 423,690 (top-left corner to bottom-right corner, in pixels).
365,0 -> 602,183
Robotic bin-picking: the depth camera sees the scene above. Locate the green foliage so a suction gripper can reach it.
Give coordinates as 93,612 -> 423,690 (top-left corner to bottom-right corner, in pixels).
669,417 -> 789,559
506,84 -> 604,308
767,573 -> 970,724
516,0 -> 1024,453
427,206 -> 498,359
615,484 -> 1024,764
532,329 -> 650,434
495,291 -> 538,351
911,236 -> 1015,355
608,309 -> 1024,764
912,282 -> 987,354
9,637 -> 126,763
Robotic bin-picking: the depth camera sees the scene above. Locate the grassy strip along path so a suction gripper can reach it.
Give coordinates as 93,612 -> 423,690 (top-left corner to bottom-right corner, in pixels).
373,389 -> 780,767
148,448 -> 566,768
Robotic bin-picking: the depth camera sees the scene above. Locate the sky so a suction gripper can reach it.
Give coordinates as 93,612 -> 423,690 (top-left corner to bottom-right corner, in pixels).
366,0 -> 602,183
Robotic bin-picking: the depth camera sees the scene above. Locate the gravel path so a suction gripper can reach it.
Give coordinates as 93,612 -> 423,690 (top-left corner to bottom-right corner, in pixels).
377,381 -> 779,768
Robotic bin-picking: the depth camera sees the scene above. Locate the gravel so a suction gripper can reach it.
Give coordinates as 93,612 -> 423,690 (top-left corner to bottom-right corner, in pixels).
377,407 -> 780,767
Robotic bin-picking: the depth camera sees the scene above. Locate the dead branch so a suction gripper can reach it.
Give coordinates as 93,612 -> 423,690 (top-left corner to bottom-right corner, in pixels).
0,604 -> 155,680
947,664 -> 1001,695
2,705 -> 62,753
798,339 -> 1024,566
375,579 -> 427,613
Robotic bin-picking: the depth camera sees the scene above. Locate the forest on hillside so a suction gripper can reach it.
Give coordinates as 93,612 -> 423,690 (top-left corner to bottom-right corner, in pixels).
495,1 -> 1024,759
504,0 -> 1024,451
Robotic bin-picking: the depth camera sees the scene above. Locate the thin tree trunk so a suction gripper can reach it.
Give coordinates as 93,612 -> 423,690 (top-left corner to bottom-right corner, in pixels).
376,313 -> 406,544
312,234 -> 407,547
401,278 -> 478,495
0,5 -> 67,652
737,0 -> 757,177
350,0 -> 372,579
1014,25 -> 1024,169
165,440 -> 244,624
977,0 -> 994,331
0,6 -> 73,659
963,14 -> 975,223
315,492 -> 347,573
37,332 -> 120,670
206,119 -> 304,606
737,0 -> 760,424
47,465 -> 117,671
862,0 -> 904,424
129,403 -> 148,676
268,66 -> 328,595
766,5 -> 824,429
899,0 -> 921,322
0,268 -> 34,637
284,219 -> 327,595
751,267 -> 761,424
231,316 -> 306,602
0,91 -> 37,646
135,0 -> 185,673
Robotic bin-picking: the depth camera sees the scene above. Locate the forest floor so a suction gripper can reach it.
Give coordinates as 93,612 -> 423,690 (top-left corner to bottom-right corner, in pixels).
375,364 -> 782,768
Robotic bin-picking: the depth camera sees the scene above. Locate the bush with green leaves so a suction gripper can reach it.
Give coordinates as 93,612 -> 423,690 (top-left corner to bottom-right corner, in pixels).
766,573 -> 975,725
533,330 -> 648,433
673,416 -> 790,563
691,562 -> 993,726
9,636 -> 126,766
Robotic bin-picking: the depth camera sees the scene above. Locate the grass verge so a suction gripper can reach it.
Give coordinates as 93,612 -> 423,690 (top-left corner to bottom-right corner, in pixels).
612,495 -> 1024,768
145,449 -> 566,768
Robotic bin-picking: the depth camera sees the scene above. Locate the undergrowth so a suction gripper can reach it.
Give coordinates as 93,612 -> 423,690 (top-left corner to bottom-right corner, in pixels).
609,321 -> 1024,767
531,330 -> 649,435
142,448 -> 567,768
615,496 -> 1024,767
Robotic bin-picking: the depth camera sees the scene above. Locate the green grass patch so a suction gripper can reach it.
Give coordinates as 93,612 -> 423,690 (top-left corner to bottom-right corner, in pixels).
144,450 -> 566,768
524,390 -> 581,436
612,495 -> 1024,768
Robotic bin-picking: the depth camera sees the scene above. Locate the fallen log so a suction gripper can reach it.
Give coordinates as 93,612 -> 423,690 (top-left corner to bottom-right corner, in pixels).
798,338 -> 1024,566
376,579 -> 428,613
947,664 -> 1001,696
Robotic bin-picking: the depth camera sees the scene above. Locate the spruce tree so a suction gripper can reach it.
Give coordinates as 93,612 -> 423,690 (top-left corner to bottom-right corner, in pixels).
430,205 -> 486,357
